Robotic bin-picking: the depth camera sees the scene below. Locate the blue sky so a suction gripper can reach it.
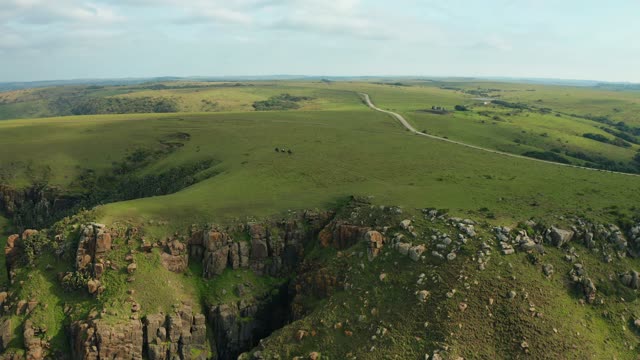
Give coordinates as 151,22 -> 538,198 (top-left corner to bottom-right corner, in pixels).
1,0 -> 639,82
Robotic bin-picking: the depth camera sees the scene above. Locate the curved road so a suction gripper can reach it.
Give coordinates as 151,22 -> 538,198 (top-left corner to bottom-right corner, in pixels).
360,93 -> 640,178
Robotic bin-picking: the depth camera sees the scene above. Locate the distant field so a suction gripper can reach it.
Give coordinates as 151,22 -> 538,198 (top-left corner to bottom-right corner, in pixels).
3,80 -> 639,174
1,106 -> 639,229
1,79 -> 640,228
326,81 -> 640,172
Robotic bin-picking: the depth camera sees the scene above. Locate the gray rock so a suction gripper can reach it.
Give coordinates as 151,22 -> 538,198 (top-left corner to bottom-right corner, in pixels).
397,242 -> 412,256
409,245 -> 426,261
235,284 -> 246,296
620,270 -> 640,289
543,263 -> 554,277
417,290 -> 430,302
547,227 -> 574,247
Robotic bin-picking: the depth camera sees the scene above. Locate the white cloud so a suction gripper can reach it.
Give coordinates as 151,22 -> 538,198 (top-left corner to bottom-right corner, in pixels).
0,0 -> 124,24
0,0 -> 125,53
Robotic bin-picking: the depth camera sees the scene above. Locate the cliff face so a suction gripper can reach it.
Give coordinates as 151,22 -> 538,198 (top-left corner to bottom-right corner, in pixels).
70,304 -> 208,360
187,209 -> 334,280
0,184 -> 76,231
208,290 -> 290,360
0,198 -> 402,359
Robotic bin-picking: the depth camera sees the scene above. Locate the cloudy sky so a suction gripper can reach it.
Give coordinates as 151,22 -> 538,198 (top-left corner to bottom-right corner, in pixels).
1,0 -> 639,82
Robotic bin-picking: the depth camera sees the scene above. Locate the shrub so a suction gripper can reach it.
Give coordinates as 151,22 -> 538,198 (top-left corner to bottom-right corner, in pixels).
522,151 -> 570,164
253,94 -> 314,111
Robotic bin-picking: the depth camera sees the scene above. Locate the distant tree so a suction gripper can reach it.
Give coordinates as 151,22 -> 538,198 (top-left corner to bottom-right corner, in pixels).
454,105 -> 468,111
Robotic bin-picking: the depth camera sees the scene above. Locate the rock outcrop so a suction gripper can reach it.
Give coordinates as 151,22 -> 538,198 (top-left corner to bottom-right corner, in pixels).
75,223 -> 111,278
569,263 -> 596,304
209,295 -> 289,360
365,230 -> 384,260
545,227 -> 574,248
620,270 -> 640,289
144,307 -> 208,360
0,318 -> 11,352
192,228 -> 252,278
71,307 -> 208,360
160,239 -> 189,273
318,222 -> 370,249
190,210 -> 332,279
4,230 -> 39,282
626,223 -> 640,257
24,320 -> 48,360
71,318 -> 144,360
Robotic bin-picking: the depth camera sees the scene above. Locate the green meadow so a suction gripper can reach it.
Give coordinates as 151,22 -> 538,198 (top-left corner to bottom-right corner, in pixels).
0,81 -> 639,228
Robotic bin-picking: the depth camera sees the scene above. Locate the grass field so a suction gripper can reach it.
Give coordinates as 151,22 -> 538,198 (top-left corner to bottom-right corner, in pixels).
2,79 -> 639,173
0,102 -> 639,229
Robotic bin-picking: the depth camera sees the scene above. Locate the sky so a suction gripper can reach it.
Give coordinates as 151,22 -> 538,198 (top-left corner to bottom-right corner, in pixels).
0,0 -> 639,82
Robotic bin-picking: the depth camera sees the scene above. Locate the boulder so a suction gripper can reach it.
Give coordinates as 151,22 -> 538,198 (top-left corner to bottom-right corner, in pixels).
160,253 -> 188,273
144,313 -> 165,345
583,232 -> 595,248
408,245 -> 426,261
458,223 -> 476,237
620,270 -> 640,289
417,290 -> 430,302
94,262 -> 105,279
333,224 -> 369,249
543,264 -> 554,277
5,234 -> 21,279
397,242 -> 411,256
87,279 -> 100,294
204,246 -> 230,277
251,240 -> 268,259
238,242 -> 250,268
71,319 -> 144,360
365,231 -> 384,247
318,228 -> 333,248
400,220 -> 412,230
95,230 -> 112,254
206,230 -> 227,245
547,227 -> 574,247
0,318 -> 11,352
609,232 -> 627,251
581,277 -> 597,304
24,320 -> 46,360
127,263 -> 137,274
229,242 -> 241,269
364,231 -> 384,261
